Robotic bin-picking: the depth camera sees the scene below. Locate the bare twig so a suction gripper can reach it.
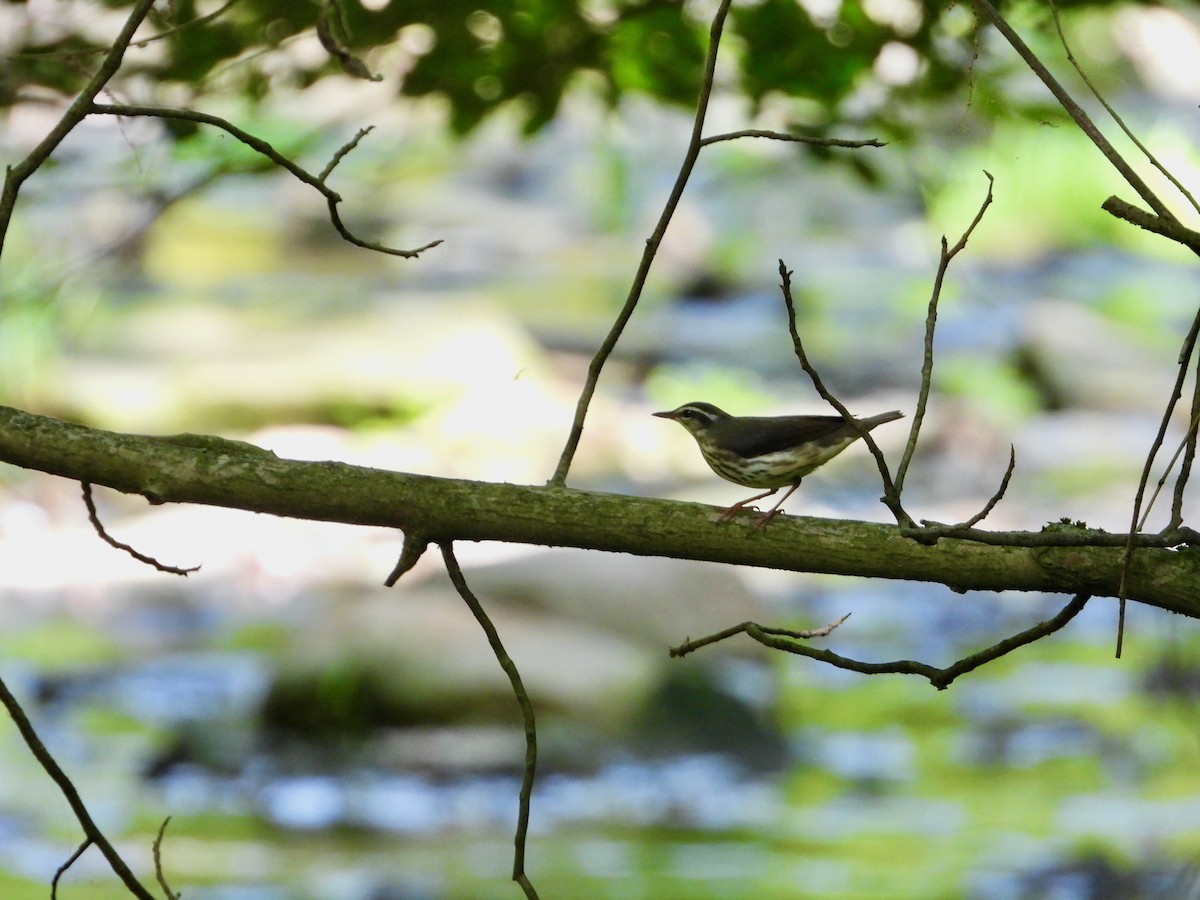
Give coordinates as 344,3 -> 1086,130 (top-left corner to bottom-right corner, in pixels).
384,531 -> 429,587
153,817 -> 180,900
51,839 -> 92,899
777,259 -> 912,526
0,675 -> 157,899
699,130 -> 885,149
895,171 -> 995,496
88,103 -> 441,259
672,613 -> 850,657
82,482 -> 200,575
674,595 -> 1090,690
548,0 -> 735,486
440,544 -> 540,900
914,445 -> 1016,539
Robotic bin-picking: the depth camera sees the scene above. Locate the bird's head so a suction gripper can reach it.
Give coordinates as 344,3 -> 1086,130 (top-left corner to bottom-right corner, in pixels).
652,402 -> 730,439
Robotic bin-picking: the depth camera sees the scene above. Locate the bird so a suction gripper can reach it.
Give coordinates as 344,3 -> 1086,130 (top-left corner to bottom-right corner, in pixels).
653,402 -> 904,528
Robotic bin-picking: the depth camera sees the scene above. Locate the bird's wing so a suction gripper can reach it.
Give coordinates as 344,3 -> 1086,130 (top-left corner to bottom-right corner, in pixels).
719,416 -> 855,459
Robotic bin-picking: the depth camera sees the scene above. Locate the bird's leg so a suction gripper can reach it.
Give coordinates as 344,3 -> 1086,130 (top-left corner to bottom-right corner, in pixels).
717,487 -> 779,522
750,480 -> 802,531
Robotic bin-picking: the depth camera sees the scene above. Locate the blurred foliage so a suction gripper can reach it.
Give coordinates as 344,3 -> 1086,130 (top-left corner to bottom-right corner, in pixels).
0,0 -> 1150,147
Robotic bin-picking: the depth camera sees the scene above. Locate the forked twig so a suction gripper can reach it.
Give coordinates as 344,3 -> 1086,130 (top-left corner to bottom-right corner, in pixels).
51,839 -> 92,899
0,675 -> 157,899
440,544 -> 540,900
895,171 -> 995,496
88,104 -> 440,259
913,444 -> 1016,541
82,482 -> 200,575
673,595 -> 1090,690
548,0 -> 735,486
776,259 -> 912,526
672,613 -> 851,657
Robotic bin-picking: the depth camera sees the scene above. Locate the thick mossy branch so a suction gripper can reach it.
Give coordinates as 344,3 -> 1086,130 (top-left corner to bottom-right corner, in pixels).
3,406 -> 1200,616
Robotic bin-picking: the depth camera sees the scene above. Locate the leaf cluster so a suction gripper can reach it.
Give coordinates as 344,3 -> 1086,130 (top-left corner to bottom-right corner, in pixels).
0,0 -> 1132,143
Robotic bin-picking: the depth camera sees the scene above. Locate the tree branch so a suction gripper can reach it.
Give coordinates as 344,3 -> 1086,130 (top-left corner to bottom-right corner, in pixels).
2,405 -> 1199,618
82,481 -> 200,575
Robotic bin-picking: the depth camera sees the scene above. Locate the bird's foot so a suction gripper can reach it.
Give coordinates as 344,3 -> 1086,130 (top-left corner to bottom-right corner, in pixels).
749,508 -> 783,531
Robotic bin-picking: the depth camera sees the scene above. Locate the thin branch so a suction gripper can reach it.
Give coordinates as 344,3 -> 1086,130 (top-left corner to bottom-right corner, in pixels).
1047,0 -> 1200,217
384,531 -> 429,587
895,171 -> 995,496
440,544 -> 540,900
916,445 -> 1016,538
671,613 -> 850,657
82,482 -> 200,575
0,675 -> 157,899
699,130 -> 885,149
51,839 -> 92,899
88,103 -> 441,259
675,595 -> 1090,690
548,0 -> 734,486
153,817 -> 180,900
777,259 -> 912,526
905,521 -> 1198,549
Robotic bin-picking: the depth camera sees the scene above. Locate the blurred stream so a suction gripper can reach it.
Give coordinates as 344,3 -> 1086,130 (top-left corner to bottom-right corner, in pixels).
3,93 -> 1200,899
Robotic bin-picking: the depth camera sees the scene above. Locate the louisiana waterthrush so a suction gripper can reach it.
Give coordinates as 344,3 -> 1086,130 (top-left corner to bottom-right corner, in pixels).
654,402 -> 904,527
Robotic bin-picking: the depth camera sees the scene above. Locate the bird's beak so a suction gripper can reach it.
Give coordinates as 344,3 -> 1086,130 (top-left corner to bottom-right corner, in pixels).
652,410 -> 673,419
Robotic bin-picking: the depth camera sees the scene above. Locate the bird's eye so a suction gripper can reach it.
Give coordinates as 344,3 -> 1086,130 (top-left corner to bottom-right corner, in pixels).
681,410 -> 694,419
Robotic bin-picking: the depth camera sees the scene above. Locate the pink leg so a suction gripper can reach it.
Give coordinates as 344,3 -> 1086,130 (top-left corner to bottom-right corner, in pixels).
717,487 -> 778,522
750,480 -> 802,530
